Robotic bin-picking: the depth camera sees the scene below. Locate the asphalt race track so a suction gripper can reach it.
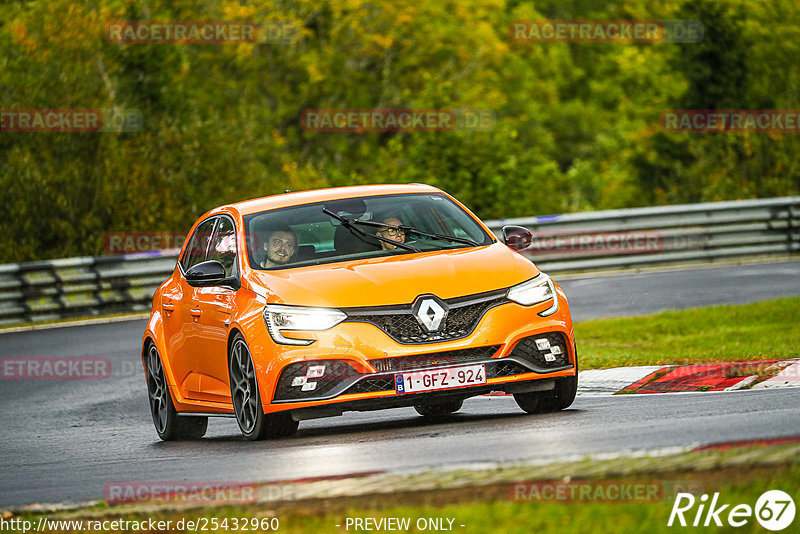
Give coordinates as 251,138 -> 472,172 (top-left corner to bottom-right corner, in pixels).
1,260 -> 799,507
559,259 -> 800,321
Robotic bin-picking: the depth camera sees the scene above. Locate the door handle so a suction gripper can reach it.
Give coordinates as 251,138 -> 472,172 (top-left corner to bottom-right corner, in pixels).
190,308 -> 202,317
162,303 -> 175,311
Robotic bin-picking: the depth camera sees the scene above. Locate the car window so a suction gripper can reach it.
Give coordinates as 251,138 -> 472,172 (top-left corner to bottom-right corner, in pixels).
181,217 -> 217,271
244,193 -> 493,270
208,216 -> 237,277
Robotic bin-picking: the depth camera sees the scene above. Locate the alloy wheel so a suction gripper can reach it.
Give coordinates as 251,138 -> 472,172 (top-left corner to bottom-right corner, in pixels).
146,344 -> 169,434
230,339 -> 259,434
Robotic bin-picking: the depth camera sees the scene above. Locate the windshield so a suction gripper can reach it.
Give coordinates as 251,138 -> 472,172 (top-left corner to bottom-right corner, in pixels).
244,193 -> 494,270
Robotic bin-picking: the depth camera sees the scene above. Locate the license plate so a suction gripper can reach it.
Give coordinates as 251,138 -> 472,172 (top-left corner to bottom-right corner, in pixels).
395,364 -> 486,394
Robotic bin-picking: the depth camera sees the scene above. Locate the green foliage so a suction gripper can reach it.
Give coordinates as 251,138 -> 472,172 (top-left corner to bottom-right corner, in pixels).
1,0 -> 798,261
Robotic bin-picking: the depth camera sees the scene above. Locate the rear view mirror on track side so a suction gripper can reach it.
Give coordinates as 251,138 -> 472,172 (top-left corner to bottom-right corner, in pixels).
502,225 -> 533,251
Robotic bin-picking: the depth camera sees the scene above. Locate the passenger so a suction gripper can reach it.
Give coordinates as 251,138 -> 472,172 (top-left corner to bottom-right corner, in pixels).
376,217 -> 406,250
261,227 -> 298,267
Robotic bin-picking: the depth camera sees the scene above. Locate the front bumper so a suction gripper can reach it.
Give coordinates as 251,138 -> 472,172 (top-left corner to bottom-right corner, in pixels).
289,376 -> 566,421
255,290 -> 575,415
272,332 -> 572,403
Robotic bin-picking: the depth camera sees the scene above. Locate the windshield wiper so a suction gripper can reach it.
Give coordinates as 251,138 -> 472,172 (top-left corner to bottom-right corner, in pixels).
348,219 -> 479,247
322,208 -> 420,253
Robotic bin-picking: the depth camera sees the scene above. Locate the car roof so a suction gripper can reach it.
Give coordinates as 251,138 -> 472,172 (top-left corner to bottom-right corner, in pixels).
214,183 -> 444,217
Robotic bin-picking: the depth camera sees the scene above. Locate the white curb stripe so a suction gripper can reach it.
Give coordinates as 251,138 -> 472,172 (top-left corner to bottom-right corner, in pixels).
751,359 -> 800,389
724,375 -> 759,391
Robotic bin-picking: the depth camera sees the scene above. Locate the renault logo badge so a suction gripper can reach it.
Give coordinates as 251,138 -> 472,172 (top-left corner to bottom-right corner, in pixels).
412,295 -> 449,332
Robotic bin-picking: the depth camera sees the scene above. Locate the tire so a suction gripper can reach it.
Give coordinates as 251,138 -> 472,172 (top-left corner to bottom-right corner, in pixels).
414,399 -> 463,417
549,373 -> 578,410
525,374 -> 578,413
513,390 -> 541,414
145,343 -> 208,440
516,349 -> 579,414
547,347 -> 579,411
229,334 -> 298,440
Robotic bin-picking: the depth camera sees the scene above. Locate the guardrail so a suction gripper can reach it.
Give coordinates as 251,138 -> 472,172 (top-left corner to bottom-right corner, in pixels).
0,254 -> 178,327
1,196 -> 798,326
495,196 -> 800,273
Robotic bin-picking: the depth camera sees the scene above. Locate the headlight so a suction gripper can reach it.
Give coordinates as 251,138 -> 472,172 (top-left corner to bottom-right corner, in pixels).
263,305 -> 347,346
507,274 -> 559,316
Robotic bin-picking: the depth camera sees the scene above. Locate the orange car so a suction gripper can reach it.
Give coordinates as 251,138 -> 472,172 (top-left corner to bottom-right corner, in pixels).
142,184 -> 577,440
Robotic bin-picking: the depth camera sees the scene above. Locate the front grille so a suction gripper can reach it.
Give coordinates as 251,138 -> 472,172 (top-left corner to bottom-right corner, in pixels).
369,345 -> 501,373
273,360 -> 361,401
343,289 -> 509,344
508,332 -> 570,369
345,376 -> 396,394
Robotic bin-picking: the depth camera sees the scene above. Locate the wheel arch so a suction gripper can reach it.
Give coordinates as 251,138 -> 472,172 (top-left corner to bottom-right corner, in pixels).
141,312 -> 179,388
227,327 -> 245,357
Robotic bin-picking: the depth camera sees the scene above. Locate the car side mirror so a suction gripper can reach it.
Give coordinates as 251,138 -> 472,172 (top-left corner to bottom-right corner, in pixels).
502,225 -> 533,251
185,260 -> 227,287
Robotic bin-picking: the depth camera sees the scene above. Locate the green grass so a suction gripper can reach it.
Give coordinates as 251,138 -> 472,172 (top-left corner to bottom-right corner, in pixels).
14,459 -> 799,534
11,442 -> 799,533
289,467 -> 799,534
575,297 -> 800,369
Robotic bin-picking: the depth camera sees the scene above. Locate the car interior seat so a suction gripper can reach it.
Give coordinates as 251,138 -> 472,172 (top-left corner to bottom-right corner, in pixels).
296,244 -> 316,261
333,225 -> 378,255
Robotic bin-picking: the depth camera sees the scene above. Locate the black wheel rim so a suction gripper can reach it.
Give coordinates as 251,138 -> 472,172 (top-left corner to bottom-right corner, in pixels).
146,345 -> 168,434
231,339 -> 259,434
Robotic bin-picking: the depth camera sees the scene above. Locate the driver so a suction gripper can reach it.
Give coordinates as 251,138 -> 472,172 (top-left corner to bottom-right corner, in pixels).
376,217 -> 406,250
261,227 -> 298,267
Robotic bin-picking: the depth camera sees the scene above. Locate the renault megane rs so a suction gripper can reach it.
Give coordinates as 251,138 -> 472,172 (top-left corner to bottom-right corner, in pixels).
142,184 -> 577,440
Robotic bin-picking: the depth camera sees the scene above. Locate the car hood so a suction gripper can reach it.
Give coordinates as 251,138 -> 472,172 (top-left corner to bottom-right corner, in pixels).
246,242 -> 540,308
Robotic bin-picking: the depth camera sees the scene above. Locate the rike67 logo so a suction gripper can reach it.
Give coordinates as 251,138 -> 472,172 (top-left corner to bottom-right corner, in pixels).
668,490 -> 795,530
